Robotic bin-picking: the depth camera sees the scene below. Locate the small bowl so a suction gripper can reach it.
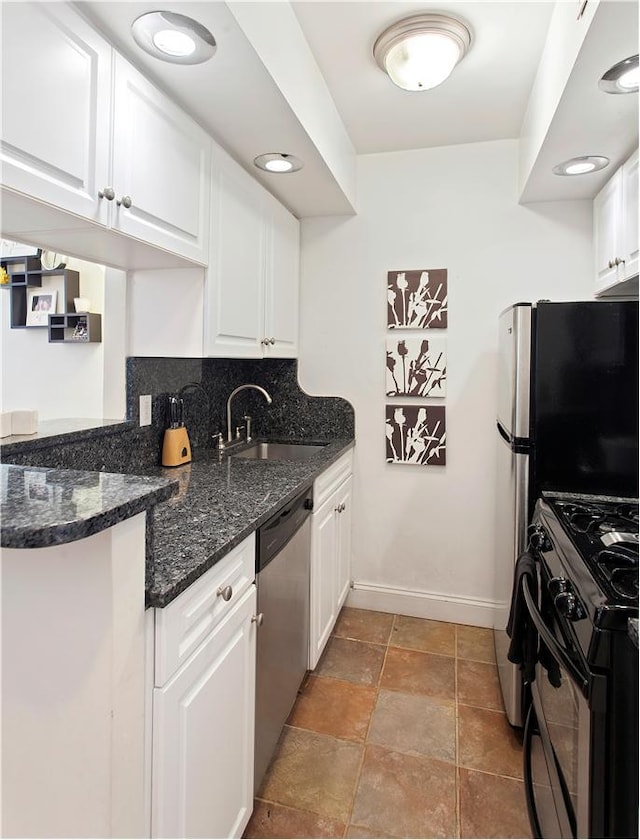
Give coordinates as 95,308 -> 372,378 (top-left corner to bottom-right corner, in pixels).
74,297 -> 90,312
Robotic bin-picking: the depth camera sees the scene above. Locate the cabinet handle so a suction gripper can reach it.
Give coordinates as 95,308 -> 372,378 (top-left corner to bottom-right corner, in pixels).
608,259 -> 615,269
216,584 -> 233,601
614,257 -> 625,266
269,337 -> 276,345
98,187 -> 115,201
340,503 -> 346,513
117,195 -> 133,208
261,338 -> 269,345
251,613 -> 264,626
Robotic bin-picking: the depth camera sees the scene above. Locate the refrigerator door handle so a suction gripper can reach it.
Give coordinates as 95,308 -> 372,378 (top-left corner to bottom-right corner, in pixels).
497,422 -> 511,444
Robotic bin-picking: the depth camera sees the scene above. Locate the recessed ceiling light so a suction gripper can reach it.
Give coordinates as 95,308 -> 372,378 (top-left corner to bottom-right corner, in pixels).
254,153 -> 303,174
373,14 -> 472,92
599,54 -> 639,94
552,156 -> 610,176
131,12 -> 216,64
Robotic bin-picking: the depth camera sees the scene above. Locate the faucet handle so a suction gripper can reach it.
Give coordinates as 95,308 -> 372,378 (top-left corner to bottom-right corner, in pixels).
243,414 -> 252,442
235,425 -> 245,440
212,432 -> 224,451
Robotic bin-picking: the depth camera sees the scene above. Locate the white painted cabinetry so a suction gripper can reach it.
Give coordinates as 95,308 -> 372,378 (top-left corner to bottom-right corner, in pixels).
1,2 -> 211,268
204,147 -> 300,358
1,2 -> 112,224
151,534 -> 257,839
309,450 -> 354,669
594,149 -> 639,295
111,55 -> 211,263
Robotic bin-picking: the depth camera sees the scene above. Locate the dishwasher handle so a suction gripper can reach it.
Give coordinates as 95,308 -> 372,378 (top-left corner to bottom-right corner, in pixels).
257,486 -> 313,573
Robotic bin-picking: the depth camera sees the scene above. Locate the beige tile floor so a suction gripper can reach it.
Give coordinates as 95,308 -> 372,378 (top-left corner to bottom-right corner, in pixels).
244,607 -> 531,839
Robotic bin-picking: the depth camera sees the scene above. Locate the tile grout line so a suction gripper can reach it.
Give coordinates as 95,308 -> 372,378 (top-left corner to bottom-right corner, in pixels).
341,613 -> 397,838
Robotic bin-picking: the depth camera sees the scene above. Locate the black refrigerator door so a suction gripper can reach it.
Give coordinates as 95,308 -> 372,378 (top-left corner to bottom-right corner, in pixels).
532,301 -> 639,499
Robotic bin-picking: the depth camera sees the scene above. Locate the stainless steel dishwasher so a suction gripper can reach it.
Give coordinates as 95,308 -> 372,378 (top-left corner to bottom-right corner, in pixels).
254,485 -> 313,794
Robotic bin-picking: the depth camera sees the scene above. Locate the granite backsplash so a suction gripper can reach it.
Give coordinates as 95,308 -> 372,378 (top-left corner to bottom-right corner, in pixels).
2,358 -> 354,472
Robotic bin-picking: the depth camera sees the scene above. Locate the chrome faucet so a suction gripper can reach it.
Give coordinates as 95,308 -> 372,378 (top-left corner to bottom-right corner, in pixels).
225,384 -> 272,444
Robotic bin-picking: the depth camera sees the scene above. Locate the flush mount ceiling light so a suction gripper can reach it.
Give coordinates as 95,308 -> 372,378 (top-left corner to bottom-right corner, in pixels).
599,54 -> 639,94
253,153 -> 303,174
373,13 -> 472,92
552,156 -> 610,176
131,11 -> 216,64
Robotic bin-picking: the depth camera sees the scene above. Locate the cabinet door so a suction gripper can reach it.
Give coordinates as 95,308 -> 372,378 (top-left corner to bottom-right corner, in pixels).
335,476 -> 353,611
152,586 -> 256,839
1,2 -> 111,224
204,150 -> 266,357
112,55 -> 211,264
622,149 -> 638,280
594,168 -> 623,293
264,194 -> 299,358
309,494 -> 338,670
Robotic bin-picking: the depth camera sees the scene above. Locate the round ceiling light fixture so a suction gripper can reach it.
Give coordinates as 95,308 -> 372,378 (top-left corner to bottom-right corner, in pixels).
552,156 -> 610,176
254,153 -> 303,174
131,12 -> 216,64
373,13 -> 472,92
599,54 -> 639,94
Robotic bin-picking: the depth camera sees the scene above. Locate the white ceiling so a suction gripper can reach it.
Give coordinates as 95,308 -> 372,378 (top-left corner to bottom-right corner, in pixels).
79,1 -> 638,217
291,1 -> 554,155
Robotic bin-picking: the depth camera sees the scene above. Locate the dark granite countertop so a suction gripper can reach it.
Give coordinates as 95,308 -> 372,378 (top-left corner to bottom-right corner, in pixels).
1,418 -> 133,455
144,438 -> 354,607
0,463 -> 178,549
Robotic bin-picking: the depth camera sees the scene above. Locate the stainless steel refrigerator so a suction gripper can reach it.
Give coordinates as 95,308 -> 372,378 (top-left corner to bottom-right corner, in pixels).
494,300 -> 639,727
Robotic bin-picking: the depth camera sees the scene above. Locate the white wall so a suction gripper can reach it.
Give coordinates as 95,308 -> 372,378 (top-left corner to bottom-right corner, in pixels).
127,268 -> 204,358
298,139 -> 594,627
0,255 -> 126,421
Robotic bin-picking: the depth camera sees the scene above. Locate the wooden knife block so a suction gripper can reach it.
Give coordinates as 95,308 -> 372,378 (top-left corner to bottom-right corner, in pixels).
162,427 -> 192,467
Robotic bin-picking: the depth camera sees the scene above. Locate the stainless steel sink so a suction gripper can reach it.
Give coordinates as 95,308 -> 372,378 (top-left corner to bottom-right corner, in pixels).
232,442 -> 326,461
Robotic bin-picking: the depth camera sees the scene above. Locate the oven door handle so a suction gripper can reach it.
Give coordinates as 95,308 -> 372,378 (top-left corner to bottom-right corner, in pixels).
522,576 -> 589,697
523,704 -> 543,839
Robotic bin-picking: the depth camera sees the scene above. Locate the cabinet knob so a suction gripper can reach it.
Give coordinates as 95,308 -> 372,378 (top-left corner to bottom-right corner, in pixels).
117,195 -> 133,209
261,338 -> 269,345
251,612 -> 264,626
614,257 -> 625,266
98,187 -> 115,201
608,259 -> 615,269
216,584 -> 233,602
270,337 -> 276,345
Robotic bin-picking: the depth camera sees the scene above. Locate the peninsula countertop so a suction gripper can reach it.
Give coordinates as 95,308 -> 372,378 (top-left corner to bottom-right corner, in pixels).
0,463 -> 178,549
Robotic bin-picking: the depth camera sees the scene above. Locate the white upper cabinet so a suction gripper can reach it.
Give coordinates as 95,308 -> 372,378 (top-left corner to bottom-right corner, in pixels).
265,193 -> 300,358
1,3 -> 210,267
204,148 -> 300,358
594,149 -> 639,296
112,56 -> 211,264
205,148 -> 267,357
1,2 -> 111,224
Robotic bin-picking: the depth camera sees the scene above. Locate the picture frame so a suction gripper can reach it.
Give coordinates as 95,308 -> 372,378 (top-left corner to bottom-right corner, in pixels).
26,289 -> 57,327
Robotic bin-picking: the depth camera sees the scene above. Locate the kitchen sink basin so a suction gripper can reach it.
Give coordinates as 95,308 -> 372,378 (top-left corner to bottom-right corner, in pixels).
232,442 -> 326,461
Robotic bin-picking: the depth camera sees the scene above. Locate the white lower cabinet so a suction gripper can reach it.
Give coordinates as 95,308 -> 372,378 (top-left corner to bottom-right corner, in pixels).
309,451 -> 354,669
150,534 -> 257,839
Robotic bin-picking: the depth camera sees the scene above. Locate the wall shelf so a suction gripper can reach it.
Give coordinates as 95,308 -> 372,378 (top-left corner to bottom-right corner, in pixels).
1,257 -> 80,329
49,312 -> 102,343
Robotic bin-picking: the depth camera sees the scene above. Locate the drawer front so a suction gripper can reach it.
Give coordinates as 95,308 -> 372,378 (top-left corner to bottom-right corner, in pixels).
155,532 -> 255,686
314,448 -> 354,508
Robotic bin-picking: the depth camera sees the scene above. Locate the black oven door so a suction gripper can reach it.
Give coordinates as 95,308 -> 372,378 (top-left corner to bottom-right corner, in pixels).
522,568 -> 591,839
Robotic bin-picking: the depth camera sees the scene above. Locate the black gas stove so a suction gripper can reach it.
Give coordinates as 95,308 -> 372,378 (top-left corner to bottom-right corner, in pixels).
523,492 -> 638,839
536,493 -> 638,638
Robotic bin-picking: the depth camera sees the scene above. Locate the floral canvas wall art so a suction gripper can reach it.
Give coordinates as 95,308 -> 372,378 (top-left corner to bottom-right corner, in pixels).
385,405 -> 446,466
387,269 -> 448,329
386,336 -> 447,397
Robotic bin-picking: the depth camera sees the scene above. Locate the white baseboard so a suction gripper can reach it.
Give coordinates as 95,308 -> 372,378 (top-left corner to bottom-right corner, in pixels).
346,581 -> 498,629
